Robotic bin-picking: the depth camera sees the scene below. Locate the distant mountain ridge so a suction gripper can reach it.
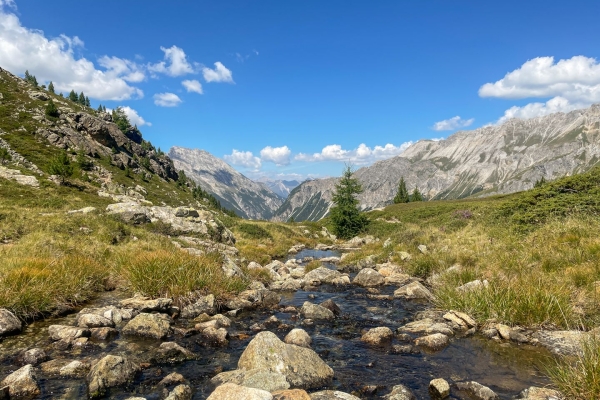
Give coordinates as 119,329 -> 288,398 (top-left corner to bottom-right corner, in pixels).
273,104 -> 600,221
169,147 -> 283,219
260,179 -> 301,198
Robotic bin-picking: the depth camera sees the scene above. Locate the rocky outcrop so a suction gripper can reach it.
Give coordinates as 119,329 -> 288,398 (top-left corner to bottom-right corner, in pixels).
275,104 -> 600,221
0,166 -> 39,187
169,147 -> 283,219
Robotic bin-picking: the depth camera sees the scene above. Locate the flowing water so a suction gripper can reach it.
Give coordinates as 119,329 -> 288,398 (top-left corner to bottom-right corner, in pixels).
0,249 -> 553,399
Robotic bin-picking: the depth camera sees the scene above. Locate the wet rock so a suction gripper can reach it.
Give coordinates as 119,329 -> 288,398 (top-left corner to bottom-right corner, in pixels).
273,278 -> 304,291
284,328 -> 312,348
0,309 -> 22,336
159,372 -> 186,386
90,327 -> 119,340
206,382 -> 272,400
156,342 -> 196,362
122,313 -> 172,339
532,330 -> 586,356
415,333 -> 450,351
40,359 -> 73,375
119,295 -> 173,312
319,299 -> 341,316
21,348 -> 47,366
383,384 -> 416,400
454,381 -> 498,400
273,389 -> 311,400
495,324 -> 512,340
48,325 -> 90,341
309,391 -> 361,400
200,327 -> 229,346
394,281 -> 434,301
391,344 -> 418,354
87,355 -> 140,398
428,378 -> 450,399
456,279 -> 489,292
77,313 -> 115,328
384,273 -> 412,286
510,330 -> 530,344
481,328 -> 499,339
181,294 -> 216,318
60,360 -> 90,378
196,314 -> 232,331
237,331 -> 334,389
1,364 -> 40,398
361,327 -> 393,346
352,268 -> 385,287
514,386 -> 563,399
399,319 -> 454,336
241,370 -> 290,392
304,267 -> 346,285
443,311 -> 476,330
165,384 -> 193,400
300,302 -> 334,320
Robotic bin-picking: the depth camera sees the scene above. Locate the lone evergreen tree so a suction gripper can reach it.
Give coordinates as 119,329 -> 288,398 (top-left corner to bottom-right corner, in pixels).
85,96 -> 91,108
97,104 -> 104,112
48,81 -> 55,94
45,99 -> 59,118
329,165 -> 369,239
48,152 -> 74,184
393,177 -> 410,203
78,92 -> 86,105
69,90 -> 78,102
24,70 -> 38,86
111,107 -> 131,134
411,187 -> 424,202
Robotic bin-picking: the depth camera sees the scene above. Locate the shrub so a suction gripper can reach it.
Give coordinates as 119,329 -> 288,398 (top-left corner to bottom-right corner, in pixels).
237,223 -> 273,240
47,152 -> 73,184
45,99 -> 59,118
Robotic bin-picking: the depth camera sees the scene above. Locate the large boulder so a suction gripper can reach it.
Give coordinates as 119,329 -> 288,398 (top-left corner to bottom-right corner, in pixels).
207,383 -> 272,400
361,327 -> 393,346
300,302 -> 334,320
0,309 -> 21,336
1,364 -> 40,398
106,202 -> 150,224
303,267 -> 347,285
119,295 -> 172,312
394,281 -> 434,301
429,378 -> 450,400
284,328 -> 312,348
181,294 -> 216,318
122,313 -> 172,339
237,331 -> 334,389
87,355 -> 140,398
352,268 -> 385,287
48,325 -> 90,341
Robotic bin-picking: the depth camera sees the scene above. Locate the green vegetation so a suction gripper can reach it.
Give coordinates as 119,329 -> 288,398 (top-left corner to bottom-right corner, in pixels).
393,176 -> 409,203
329,165 -> 369,239
548,336 -> 600,399
305,259 -> 322,273
0,147 -> 10,165
47,151 -> 74,183
47,81 -> 55,94
23,70 -> 38,87
45,99 -> 59,118
411,186 -> 424,201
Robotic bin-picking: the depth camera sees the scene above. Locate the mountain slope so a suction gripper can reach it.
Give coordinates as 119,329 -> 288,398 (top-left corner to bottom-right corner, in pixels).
261,179 -> 300,198
169,146 -> 283,219
273,104 -> 600,221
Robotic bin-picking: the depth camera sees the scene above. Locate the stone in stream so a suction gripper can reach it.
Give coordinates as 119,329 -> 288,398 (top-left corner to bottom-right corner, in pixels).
415,333 -> 450,351
284,328 -> 312,348
0,309 -> 22,336
122,312 -> 172,339
21,348 -> 47,366
272,389 -> 312,399
77,313 -> 115,328
199,326 -> 229,346
428,378 -> 450,399
382,384 -> 416,400
159,372 -> 186,386
90,327 -> 119,340
361,327 -> 394,346
59,360 -> 90,378
398,319 -> 454,336
207,382 -> 272,399
119,294 -> 173,312
48,325 -> 90,341
155,342 -> 196,363
319,299 -> 341,316
0,364 -> 40,398
514,386 -> 563,399
393,281 -> 434,301
87,355 -> 140,398
309,391 -> 361,400
454,381 -> 499,400
300,302 -> 334,320
304,267 -> 346,285
352,268 -> 385,287
181,294 -> 216,318
165,384 -> 193,400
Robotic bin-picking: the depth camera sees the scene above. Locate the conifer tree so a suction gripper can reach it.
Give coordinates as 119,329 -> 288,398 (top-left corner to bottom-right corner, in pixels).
85,96 -> 91,108
329,165 -> 369,239
411,187 -> 424,202
45,99 -> 59,118
48,81 -> 55,94
48,152 -> 74,184
393,177 -> 410,203
97,104 -> 103,112
69,90 -> 78,102
0,148 -> 11,165
78,92 -> 86,105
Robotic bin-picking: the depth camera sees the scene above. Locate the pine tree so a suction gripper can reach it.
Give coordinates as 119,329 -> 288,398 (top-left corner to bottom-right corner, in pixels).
85,96 -> 91,108
102,105 -> 107,113
111,107 -> 131,134
69,90 -> 78,102
393,176 -> 410,204
48,81 -> 55,94
0,147 -> 11,165
48,152 -> 74,184
45,99 -> 59,118
78,92 -> 86,105
329,165 -> 369,239
411,187 -> 424,202
97,104 -> 103,112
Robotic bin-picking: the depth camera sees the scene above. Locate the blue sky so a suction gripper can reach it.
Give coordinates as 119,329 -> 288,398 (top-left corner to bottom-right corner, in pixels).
2,0 -> 600,181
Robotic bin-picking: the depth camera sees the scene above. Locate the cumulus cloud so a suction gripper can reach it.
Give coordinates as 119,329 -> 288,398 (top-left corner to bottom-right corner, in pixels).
0,7 -> 143,100
182,79 -> 203,94
98,56 -> 145,83
203,62 -> 234,83
432,116 -> 474,131
120,106 -> 151,127
153,92 -> 182,107
480,56 -> 600,122
224,149 -> 261,170
260,146 -> 291,166
295,142 -> 413,165
0,0 -> 16,9
148,45 -> 197,77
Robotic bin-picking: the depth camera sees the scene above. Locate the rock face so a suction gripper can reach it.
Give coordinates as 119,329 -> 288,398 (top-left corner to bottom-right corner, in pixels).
0,309 -> 22,336
87,355 -> 140,398
169,147 -> 283,219
236,331 -> 334,389
274,104 -> 600,221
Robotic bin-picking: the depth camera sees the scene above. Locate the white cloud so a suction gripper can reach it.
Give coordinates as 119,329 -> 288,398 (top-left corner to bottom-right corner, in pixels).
120,106 -> 151,127
295,142 -> 413,165
148,45 -> 197,77
182,79 -> 203,94
203,62 -> 234,83
0,0 -> 16,9
153,92 -> 182,107
497,96 -> 585,124
260,146 -> 291,166
98,56 -> 145,83
0,8 -> 143,100
432,116 -> 474,131
224,149 -> 261,170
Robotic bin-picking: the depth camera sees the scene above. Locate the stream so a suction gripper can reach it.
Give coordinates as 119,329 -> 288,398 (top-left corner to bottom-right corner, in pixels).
0,249 -> 553,399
